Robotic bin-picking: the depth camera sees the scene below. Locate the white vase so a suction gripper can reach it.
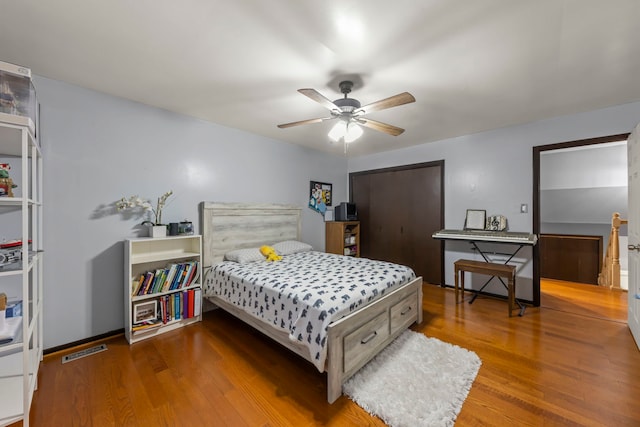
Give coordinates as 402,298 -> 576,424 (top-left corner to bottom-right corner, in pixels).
149,225 -> 167,238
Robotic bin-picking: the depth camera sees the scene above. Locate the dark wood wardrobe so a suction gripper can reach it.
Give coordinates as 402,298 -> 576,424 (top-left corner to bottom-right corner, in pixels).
349,161 -> 444,285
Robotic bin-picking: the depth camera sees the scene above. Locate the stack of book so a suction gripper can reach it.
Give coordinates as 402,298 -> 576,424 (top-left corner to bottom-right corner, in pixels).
131,288 -> 201,335
158,288 -> 202,323
132,261 -> 200,296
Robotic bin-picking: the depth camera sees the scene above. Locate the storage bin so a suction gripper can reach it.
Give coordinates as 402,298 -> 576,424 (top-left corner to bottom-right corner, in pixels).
0,60 -> 36,133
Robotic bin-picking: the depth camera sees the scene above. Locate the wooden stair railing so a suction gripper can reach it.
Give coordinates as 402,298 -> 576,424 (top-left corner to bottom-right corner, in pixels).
598,212 -> 628,289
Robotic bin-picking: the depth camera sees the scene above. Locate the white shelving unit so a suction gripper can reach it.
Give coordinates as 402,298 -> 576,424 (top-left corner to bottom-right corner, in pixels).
124,235 -> 202,344
0,122 -> 43,426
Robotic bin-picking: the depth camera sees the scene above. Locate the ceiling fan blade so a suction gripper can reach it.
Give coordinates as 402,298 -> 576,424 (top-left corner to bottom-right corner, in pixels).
354,92 -> 416,115
358,118 -> 405,136
298,88 -> 341,111
277,117 -> 333,129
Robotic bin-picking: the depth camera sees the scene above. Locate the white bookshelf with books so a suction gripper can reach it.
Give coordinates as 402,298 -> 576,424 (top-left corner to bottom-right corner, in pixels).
124,235 -> 202,344
0,61 -> 43,427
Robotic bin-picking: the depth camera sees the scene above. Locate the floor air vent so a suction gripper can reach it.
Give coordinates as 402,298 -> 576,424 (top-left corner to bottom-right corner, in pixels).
62,344 -> 107,364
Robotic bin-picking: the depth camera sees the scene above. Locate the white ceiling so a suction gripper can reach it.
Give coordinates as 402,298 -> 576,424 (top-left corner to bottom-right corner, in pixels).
2,0 -> 640,157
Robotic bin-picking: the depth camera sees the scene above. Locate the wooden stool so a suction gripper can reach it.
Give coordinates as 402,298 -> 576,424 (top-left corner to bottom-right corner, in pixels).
454,259 -> 518,317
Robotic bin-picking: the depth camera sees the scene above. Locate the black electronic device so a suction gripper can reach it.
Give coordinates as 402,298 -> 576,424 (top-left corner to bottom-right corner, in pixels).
334,202 -> 357,221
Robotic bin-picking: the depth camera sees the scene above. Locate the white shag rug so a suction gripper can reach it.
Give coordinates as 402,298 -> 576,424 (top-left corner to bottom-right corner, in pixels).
343,330 -> 481,427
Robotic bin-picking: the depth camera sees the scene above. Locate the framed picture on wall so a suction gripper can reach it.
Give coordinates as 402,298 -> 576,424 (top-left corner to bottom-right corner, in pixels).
464,209 -> 486,230
309,181 -> 332,214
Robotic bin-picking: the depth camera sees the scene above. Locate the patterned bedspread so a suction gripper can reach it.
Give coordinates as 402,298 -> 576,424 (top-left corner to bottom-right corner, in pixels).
206,251 -> 416,371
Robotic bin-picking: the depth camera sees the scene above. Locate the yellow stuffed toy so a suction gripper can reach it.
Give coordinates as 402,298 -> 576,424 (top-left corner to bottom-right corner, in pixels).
260,245 -> 282,262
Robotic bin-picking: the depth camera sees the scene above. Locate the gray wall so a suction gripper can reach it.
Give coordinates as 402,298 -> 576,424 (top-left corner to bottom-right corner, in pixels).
35,76 -> 348,349
540,142 -> 627,229
540,141 -> 628,270
348,101 -> 640,300
540,142 -> 628,265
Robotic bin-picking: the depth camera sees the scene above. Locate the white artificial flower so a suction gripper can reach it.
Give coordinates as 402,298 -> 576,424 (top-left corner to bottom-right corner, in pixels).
115,191 -> 173,224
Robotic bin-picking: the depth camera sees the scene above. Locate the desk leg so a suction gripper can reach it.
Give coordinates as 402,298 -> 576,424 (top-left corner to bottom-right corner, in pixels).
508,277 -> 514,317
454,267 -> 460,303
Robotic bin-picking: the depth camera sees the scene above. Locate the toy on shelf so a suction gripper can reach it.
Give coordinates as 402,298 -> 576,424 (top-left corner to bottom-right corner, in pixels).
0,239 -> 29,249
0,163 -> 17,197
0,239 -> 32,268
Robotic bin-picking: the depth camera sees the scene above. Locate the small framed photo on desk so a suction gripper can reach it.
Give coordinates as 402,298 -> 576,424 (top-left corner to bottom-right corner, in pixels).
464,209 -> 486,230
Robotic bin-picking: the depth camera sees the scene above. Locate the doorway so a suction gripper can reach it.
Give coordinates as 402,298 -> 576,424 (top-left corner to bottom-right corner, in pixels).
533,133 -> 629,311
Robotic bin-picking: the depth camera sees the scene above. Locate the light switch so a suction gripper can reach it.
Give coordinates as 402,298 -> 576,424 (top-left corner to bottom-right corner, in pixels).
520,204 -> 528,213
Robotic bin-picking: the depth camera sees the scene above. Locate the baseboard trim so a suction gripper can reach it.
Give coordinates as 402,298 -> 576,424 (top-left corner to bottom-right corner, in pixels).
44,328 -> 124,355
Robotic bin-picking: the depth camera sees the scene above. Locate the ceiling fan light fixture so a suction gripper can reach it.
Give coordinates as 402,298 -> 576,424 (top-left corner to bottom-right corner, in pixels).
328,120 -> 363,143
279,81 -> 415,144
344,123 -> 363,143
328,121 -> 347,142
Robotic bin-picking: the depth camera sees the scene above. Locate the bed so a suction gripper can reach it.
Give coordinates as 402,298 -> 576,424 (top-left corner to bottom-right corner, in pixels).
200,202 -> 423,403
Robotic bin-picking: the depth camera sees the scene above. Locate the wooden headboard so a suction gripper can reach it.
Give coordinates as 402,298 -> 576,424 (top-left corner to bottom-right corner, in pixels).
199,202 -> 302,268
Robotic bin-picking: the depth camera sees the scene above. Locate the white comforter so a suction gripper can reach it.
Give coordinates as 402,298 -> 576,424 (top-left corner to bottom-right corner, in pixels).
206,251 -> 416,371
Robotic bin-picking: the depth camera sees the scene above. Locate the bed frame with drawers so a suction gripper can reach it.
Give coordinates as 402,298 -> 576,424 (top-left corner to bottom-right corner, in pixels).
200,202 -> 423,403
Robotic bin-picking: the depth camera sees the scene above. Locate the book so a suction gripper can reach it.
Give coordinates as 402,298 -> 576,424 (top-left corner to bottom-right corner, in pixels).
178,262 -> 191,288
194,288 -> 202,317
160,295 -> 169,323
147,270 -> 158,294
150,269 -> 160,293
170,264 -> 185,290
158,269 -> 169,292
131,319 -> 162,335
174,293 -> 181,320
162,263 -> 178,292
135,273 -> 146,296
181,262 -> 194,287
131,278 -> 142,296
189,262 -> 201,285
185,261 -> 200,287
183,261 -> 196,287
173,293 -> 179,320
187,289 -> 195,318
141,271 -> 155,295
177,262 -> 191,288
182,290 -> 189,319
151,268 -> 164,293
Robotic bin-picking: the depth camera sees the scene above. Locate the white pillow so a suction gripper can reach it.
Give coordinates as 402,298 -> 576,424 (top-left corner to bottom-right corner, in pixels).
272,240 -> 313,255
224,247 -> 264,263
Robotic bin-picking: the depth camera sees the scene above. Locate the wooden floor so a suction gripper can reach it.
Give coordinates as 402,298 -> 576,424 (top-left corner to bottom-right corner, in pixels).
19,280 -> 640,426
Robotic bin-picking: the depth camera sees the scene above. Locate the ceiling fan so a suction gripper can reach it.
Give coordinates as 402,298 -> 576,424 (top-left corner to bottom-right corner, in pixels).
277,80 -> 415,143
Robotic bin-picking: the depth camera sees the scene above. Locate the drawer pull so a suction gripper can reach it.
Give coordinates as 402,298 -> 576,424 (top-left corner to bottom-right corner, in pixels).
401,306 -> 412,316
361,331 -> 377,344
